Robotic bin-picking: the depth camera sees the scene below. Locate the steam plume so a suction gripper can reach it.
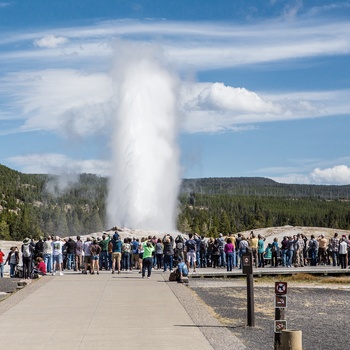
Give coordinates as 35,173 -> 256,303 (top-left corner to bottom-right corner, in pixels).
107,42 -> 181,232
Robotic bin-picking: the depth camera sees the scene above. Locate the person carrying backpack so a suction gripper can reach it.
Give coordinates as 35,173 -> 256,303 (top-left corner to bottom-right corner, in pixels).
22,237 -> 34,279
163,234 -> 174,272
308,235 -> 318,266
175,235 -> 185,261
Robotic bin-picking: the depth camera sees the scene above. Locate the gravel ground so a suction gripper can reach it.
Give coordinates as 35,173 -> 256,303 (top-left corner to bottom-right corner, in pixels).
189,279 -> 350,350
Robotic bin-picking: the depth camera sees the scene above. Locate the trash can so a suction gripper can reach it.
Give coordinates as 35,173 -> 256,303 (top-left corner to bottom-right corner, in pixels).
281,329 -> 302,350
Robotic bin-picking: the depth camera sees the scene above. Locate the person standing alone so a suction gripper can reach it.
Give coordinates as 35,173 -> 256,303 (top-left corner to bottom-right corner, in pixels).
141,237 -> 154,279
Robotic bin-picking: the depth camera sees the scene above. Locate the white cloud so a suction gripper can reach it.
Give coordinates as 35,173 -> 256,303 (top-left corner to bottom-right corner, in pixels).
1,18 -> 349,71
0,69 -> 114,137
1,69 -> 350,136
265,164 -> 350,185
310,165 -> 350,185
180,82 -> 279,113
179,82 -> 281,132
7,153 -> 111,176
179,83 -> 350,133
34,34 -> 69,48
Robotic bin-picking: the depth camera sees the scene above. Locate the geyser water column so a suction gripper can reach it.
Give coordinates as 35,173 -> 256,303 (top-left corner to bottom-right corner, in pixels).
107,43 -> 181,232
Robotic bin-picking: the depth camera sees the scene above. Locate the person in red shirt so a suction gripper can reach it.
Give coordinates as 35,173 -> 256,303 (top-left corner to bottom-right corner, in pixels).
34,257 -> 47,276
0,247 -> 5,278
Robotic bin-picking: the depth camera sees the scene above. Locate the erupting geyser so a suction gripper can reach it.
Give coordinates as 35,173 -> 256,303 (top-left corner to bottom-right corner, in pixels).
107,43 -> 181,232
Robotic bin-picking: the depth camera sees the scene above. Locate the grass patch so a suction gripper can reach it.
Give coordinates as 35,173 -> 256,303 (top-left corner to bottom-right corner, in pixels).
254,273 -> 350,284
322,276 -> 350,284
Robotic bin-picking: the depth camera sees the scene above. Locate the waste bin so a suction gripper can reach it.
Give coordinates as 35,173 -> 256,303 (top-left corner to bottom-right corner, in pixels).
281,329 -> 302,350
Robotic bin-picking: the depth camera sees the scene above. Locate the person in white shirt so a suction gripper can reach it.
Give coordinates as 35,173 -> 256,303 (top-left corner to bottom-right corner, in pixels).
82,237 -> 92,275
338,236 -> 348,269
52,236 -> 64,276
43,236 -> 53,273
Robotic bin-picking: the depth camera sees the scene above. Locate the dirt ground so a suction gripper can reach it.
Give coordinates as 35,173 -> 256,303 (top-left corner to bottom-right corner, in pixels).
189,279 -> 350,350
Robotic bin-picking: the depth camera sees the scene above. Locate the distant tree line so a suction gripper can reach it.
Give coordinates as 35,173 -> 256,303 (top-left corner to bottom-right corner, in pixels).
176,193 -> 350,236
1,164 -> 350,241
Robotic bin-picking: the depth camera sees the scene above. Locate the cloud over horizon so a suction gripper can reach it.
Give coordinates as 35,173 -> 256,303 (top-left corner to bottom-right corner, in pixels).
310,165 -> 350,185
7,153 -> 110,176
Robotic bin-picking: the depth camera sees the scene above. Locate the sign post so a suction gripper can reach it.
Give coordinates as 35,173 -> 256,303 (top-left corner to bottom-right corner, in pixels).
274,282 -> 287,350
242,252 -> 255,327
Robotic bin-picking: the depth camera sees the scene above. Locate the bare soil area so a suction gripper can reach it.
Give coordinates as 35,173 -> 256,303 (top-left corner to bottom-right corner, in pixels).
190,279 -> 350,350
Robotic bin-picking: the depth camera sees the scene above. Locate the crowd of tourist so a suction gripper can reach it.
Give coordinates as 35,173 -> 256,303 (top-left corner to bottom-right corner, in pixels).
1,230 -> 350,279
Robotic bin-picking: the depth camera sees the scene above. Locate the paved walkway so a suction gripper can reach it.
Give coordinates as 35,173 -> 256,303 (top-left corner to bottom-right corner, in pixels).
0,270 -> 246,350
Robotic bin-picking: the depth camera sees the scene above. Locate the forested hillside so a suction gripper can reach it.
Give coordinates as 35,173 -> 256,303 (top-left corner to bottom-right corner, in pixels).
178,178 -> 350,234
0,164 -> 106,240
181,177 -> 350,199
1,163 -> 350,240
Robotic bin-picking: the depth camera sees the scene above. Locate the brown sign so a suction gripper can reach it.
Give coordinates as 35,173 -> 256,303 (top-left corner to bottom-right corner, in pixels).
275,282 -> 287,295
275,295 -> 287,308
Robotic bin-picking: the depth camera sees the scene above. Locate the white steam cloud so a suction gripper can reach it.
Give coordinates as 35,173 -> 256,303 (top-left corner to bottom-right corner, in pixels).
107,43 -> 181,232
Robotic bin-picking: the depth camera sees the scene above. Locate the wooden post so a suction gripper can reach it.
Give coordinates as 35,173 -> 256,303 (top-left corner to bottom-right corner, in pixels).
274,282 -> 288,350
242,252 -> 255,327
274,307 -> 285,349
246,272 -> 255,327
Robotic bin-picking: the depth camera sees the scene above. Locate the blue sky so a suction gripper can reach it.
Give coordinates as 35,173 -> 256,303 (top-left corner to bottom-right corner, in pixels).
1,0 -> 350,184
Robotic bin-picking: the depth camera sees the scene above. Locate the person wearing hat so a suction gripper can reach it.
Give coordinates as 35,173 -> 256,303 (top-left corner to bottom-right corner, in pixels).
22,238 -> 34,279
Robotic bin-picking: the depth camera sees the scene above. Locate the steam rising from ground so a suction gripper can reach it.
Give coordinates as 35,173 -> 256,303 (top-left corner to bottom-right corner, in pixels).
107,43 -> 181,232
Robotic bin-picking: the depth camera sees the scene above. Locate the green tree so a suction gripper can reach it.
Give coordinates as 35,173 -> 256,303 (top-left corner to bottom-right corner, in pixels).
0,220 -> 11,240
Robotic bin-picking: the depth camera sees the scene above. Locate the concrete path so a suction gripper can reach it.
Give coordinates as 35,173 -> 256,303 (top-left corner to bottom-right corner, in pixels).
0,270 -> 246,350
